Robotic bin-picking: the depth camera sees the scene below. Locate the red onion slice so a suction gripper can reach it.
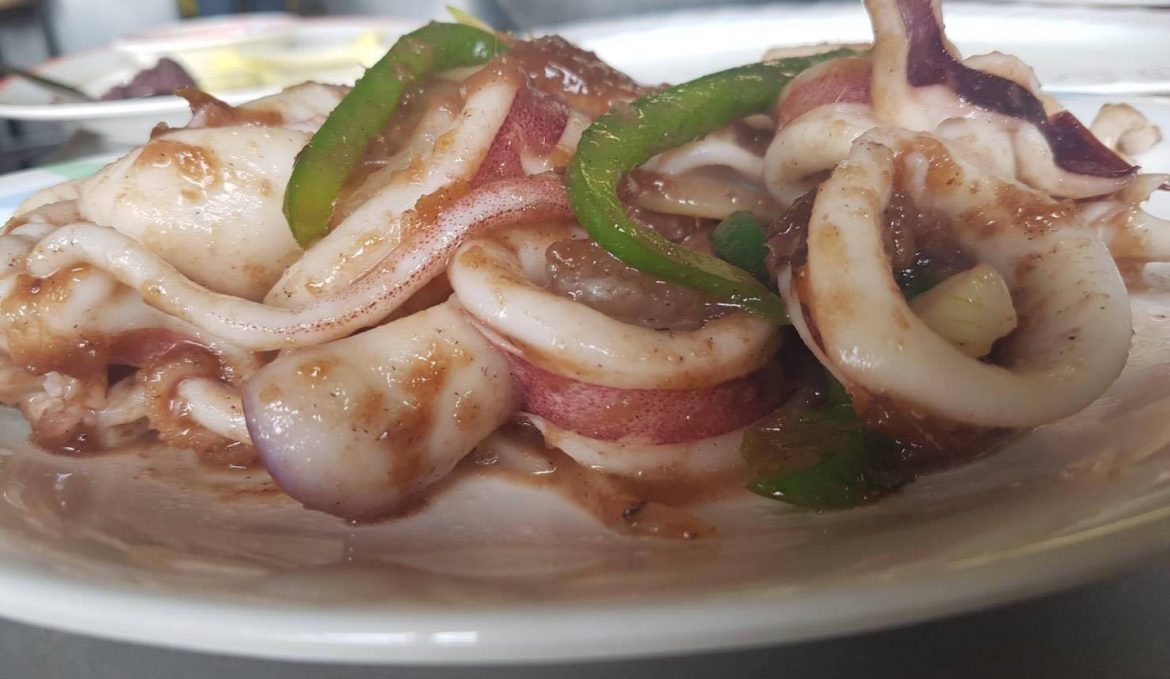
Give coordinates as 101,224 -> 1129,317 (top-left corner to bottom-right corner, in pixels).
507,350 -> 788,445
472,86 -> 570,187
892,0 -> 1134,181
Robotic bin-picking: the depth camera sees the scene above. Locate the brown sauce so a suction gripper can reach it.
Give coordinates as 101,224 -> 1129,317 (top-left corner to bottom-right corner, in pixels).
397,180 -> 471,240
883,191 -> 973,293
539,458 -> 719,540
766,189 -> 817,273
505,36 -> 648,118
355,421 -> 735,538
23,403 -> 103,456
733,120 -> 775,157
139,345 -> 255,467
126,443 -> 281,501
766,189 -> 973,297
544,238 -> 730,331
850,386 -> 1011,466
625,205 -> 714,243
1116,258 -> 1150,290
330,80 -> 466,226
0,266 -> 262,460
175,87 -> 284,128
457,422 -> 722,539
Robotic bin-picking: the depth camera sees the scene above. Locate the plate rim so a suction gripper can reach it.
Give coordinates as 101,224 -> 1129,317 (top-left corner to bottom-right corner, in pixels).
0,46 -> 279,120
0,499 -> 1165,664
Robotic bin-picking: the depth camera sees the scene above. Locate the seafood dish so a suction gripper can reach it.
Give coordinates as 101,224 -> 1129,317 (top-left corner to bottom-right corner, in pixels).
1,0 -> 1165,539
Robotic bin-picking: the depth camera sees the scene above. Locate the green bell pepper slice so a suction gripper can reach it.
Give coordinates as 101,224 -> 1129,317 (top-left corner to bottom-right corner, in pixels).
283,22 -> 507,247
743,376 -> 915,510
565,51 -> 853,322
711,210 -> 771,284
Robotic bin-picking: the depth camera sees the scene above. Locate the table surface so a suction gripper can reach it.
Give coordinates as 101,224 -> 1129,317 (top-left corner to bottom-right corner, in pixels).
2,558 -> 1168,679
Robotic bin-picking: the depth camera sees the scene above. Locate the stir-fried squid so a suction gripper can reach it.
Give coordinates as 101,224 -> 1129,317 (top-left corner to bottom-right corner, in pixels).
1,0 -> 1165,536
781,129 -> 1131,436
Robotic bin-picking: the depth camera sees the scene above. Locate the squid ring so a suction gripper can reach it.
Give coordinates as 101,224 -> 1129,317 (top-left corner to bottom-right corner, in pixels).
449,226 -> 779,390
782,129 -> 1131,430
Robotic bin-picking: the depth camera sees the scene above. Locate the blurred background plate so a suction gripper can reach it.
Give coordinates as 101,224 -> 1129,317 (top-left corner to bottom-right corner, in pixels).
3,3 -> 1169,145
0,15 -> 419,143
112,11 -> 299,64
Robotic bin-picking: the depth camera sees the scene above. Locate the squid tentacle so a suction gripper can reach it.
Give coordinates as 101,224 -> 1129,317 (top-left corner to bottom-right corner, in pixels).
27,175 -> 571,351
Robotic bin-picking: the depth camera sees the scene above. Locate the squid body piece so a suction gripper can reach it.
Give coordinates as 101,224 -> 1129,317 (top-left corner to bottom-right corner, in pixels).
243,300 -> 517,520
233,82 -> 348,132
78,125 -> 306,301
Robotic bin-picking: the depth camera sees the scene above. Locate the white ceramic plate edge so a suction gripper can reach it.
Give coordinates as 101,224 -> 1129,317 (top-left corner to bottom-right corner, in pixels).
0,85 -> 280,121
0,500 -> 1166,664
0,15 -> 424,121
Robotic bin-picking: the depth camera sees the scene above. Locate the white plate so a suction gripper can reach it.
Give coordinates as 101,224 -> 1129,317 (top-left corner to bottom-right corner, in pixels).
0,12 -> 1169,667
0,48 -> 275,120
549,2 -> 1170,93
112,12 -> 299,59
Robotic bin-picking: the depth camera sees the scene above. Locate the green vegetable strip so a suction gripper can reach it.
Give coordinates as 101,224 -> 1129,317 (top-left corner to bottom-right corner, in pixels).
896,266 -> 945,299
283,22 -> 506,247
711,211 -> 771,284
743,375 -> 914,509
748,438 -> 910,509
565,51 -> 852,322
